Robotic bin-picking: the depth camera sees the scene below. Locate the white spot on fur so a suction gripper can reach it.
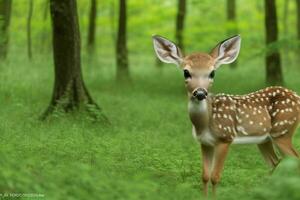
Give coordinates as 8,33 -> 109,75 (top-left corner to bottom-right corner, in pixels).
237,126 -> 248,135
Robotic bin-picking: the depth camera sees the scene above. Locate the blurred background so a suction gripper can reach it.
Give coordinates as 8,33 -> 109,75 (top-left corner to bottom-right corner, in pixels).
1,0 -> 300,199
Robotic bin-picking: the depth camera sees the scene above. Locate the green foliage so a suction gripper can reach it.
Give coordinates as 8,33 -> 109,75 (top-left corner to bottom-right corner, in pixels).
251,158 -> 300,200
1,50 -> 300,199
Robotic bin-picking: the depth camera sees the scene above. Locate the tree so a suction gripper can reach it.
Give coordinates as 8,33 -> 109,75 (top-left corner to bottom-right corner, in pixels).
0,0 -> 12,59
175,0 -> 186,53
116,0 -> 129,81
43,0 -> 107,122
226,0 -> 238,68
27,0 -> 33,60
43,0 -> 49,20
87,0 -> 97,52
264,0 -> 283,85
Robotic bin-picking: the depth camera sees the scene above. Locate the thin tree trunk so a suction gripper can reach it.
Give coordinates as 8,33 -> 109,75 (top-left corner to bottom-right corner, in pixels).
0,0 -> 12,60
226,0 -> 238,68
27,0 -> 33,60
43,0 -> 108,122
227,0 -> 236,21
116,0 -> 129,81
175,0 -> 186,53
264,0 -> 283,85
87,0 -> 97,52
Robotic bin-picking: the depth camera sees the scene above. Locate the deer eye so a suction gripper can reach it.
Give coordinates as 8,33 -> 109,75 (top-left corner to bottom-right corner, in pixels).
209,70 -> 215,79
183,69 -> 191,79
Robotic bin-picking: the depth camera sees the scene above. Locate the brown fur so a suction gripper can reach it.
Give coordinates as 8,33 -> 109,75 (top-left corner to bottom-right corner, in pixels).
183,53 -> 215,69
153,35 -> 299,197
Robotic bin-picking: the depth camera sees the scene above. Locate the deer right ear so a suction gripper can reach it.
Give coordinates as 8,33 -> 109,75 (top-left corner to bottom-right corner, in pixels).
210,35 -> 241,69
152,35 -> 183,66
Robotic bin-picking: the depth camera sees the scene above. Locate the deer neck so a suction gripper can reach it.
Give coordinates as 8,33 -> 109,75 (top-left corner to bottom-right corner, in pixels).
188,96 -> 211,132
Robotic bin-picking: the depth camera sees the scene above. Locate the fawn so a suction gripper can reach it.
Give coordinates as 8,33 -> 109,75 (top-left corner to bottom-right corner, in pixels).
152,35 -> 300,197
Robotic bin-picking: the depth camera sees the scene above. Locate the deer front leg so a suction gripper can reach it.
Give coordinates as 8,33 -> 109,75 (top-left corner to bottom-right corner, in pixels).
210,142 -> 230,198
201,144 -> 214,197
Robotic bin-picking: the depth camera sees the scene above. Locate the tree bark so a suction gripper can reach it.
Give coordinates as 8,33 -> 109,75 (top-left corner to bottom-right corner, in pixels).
27,0 -> 33,60
226,0 -> 238,68
264,0 -> 283,85
87,0 -> 97,52
43,0 -> 107,122
0,0 -> 12,59
175,0 -> 186,53
116,0 -> 129,81
227,0 -> 236,21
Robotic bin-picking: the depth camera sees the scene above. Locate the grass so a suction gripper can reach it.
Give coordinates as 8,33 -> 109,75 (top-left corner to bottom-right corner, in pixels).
1,52 -> 300,200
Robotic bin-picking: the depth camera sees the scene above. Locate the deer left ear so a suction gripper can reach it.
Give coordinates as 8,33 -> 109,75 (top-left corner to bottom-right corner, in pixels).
210,35 -> 241,69
152,35 -> 183,67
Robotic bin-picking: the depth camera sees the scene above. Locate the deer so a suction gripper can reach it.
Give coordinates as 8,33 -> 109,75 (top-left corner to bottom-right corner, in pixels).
152,35 -> 300,197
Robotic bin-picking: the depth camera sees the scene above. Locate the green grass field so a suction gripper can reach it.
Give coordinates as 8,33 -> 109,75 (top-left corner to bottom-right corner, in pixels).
1,53 -> 300,200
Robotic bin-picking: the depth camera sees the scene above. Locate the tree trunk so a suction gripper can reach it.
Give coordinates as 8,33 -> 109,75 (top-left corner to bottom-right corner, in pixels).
226,0 -> 238,68
87,0 -> 97,52
43,0 -> 49,20
27,0 -> 33,60
43,0 -> 107,122
175,0 -> 186,53
116,0 -> 129,81
0,0 -> 12,60
227,0 -> 236,21
264,0 -> 283,85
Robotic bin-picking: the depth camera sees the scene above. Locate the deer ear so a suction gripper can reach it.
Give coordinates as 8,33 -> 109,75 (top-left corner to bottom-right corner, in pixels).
210,35 -> 241,69
152,35 -> 183,66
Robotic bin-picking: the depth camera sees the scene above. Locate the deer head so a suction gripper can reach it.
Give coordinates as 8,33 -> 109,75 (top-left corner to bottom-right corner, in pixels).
152,35 -> 241,101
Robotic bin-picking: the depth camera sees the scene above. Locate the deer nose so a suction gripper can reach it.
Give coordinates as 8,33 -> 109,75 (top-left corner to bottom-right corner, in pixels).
193,88 -> 208,101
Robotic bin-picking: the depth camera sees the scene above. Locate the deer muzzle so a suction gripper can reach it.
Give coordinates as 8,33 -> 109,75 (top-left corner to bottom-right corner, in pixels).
192,88 -> 208,101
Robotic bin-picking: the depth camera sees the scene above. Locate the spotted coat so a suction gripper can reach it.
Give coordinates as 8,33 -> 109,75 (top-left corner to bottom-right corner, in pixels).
208,86 -> 300,142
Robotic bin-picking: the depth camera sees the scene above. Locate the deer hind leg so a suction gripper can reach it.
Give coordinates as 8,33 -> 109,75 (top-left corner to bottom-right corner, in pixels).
273,135 -> 299,158
210,142 -> 230,198
200,144 -> 214,197
257,140 -> 280,169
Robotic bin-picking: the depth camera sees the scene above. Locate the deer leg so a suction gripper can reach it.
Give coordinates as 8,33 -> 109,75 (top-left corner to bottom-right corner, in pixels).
273,136 -> 299,158
257,140 -> 280,169
210,142 -> 230,198
201,144 -> 214,197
